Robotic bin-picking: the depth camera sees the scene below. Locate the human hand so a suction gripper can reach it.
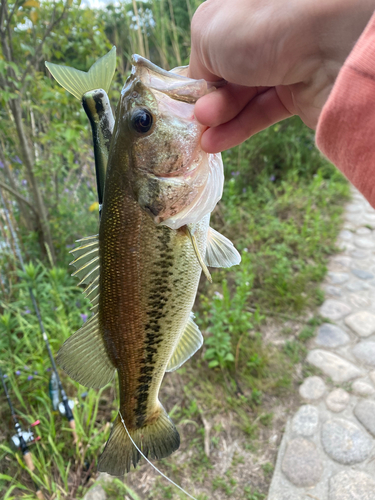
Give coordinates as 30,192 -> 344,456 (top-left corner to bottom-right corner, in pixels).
189,0 -> 375,152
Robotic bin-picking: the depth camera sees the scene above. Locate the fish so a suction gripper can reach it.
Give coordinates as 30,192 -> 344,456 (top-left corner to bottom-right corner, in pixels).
46,50 -> 241,475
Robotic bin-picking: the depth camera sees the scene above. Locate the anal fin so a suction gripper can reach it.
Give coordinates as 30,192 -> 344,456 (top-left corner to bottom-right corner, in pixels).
166,313 -> 203,372
57,313 -> 116,388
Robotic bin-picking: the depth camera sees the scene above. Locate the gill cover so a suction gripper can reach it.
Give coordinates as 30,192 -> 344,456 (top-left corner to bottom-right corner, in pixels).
125,55 -> 224,230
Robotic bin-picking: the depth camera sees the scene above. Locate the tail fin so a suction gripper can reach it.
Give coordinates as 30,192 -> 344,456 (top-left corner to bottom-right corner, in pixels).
98,408 -> 180,476
45,46 -> 116,100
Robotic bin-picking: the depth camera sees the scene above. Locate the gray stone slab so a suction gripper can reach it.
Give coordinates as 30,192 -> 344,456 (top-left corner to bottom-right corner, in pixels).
328,272 -> 349,285
346,203 -> 363,213
354,236 -> 375,249
83,485 -> 106,500
345,311 -> 375,337
324,285 -> 343,297
321,418 -> 373,465
364,213 -> 375,225
320,299 -> 352,321
329,470 -> 375,500
331,255 -> 352,267
328,272 -> 350,284
346,281 -> 369,292
316,323 -> 350,348
326,388 -> 350,413
351,249 -> 370,259
339,229 -> 354,240
307,350 -> 363,382
352,379 -> 375,396
349,293 -> 370,309
281,438 -> 323,487
351,268 -> 374,280
346,213 -> 364,224
291,405 -> 319,437
299,376 -> 326,400
338,241 -> 355,251
352,341 -> 375,366
83,474 -> 113,500
356,227 -> 372,235
354,399 -> 375,437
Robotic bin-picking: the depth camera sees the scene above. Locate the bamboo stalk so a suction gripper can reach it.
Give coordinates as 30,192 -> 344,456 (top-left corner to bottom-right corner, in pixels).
132,0 -> 146,57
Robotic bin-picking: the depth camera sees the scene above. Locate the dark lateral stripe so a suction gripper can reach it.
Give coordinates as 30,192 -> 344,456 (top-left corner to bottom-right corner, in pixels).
134,227 -> 173,428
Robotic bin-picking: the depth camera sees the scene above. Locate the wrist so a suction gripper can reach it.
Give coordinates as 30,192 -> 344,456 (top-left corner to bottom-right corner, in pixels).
312,0 -> 375,70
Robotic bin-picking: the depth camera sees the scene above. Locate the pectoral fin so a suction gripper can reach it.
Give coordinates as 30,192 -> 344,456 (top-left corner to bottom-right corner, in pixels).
166,313 -> 203,372
204,227 -> 241,268
45,46 -> 116,100
186,226 -> 212,282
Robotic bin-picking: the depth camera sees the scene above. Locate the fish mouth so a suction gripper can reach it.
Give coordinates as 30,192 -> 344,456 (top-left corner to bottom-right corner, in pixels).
131,54 -> 209,104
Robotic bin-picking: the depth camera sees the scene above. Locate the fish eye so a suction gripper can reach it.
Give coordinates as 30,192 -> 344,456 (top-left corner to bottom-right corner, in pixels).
131,108 -> 153,134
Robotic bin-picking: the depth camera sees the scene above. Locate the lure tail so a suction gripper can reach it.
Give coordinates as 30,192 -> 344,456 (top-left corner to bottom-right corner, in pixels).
45,47 -> 116,100
98,407 -> 180,476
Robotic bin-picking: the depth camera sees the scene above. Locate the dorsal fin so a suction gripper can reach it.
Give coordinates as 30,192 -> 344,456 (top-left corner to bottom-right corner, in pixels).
58,235 -> 116,387
70,234 -> 100,286
57,313 -> 116,388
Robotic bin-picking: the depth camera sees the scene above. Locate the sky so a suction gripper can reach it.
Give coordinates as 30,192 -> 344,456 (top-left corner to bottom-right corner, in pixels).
81,0 -> 118,9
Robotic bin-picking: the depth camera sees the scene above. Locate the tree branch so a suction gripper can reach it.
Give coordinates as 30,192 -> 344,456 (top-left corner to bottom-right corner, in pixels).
21,0 -> 70,87
8,0 -> 22,25
0,180 -> 38,215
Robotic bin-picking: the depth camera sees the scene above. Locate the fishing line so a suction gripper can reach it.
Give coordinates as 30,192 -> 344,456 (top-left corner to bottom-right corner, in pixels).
118,411 -> 197,500
0,187 -> 78,443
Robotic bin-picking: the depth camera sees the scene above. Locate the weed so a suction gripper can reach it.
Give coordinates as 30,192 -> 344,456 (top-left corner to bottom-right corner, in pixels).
261,462 -> 274,476
212,474 -> 237,496
199,274 -> 255,370
232,453 -> 245,466
283,340 -> 307,364
247,353 -> 267,376
259,413 -> 273,427
244,486 -> 266,500
103,478 -> 142,500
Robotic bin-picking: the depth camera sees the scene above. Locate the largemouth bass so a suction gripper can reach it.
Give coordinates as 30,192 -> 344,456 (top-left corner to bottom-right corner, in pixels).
46,50 -> 241,475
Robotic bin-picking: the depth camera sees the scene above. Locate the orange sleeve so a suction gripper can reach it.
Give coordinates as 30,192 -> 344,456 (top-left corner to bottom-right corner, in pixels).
316,11 -> 375,206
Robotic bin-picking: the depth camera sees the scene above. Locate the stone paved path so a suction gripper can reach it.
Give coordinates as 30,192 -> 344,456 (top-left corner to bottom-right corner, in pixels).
268,187 -> 375,500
